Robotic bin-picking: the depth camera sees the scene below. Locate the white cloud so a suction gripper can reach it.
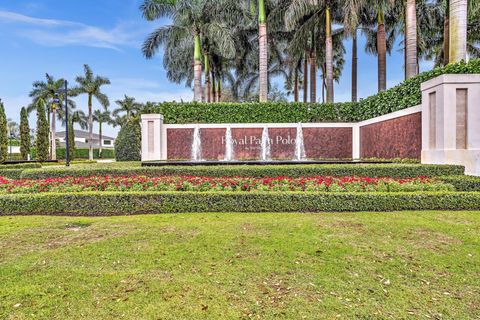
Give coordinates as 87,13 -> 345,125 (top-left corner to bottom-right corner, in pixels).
0,10 -> 147,50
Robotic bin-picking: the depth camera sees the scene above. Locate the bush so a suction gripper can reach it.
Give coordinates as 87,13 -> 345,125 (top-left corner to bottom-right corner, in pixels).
19,164 -> 465,180
0,163 -> 42,179
1,191 -> 480,215
115,119 -> 141,161
149,59 -> 480,124
439,176 -> 480,192
36,99 -> 49,162
20,107 -> 30,160
0,101 -> 7,162
31,148 -> 115,160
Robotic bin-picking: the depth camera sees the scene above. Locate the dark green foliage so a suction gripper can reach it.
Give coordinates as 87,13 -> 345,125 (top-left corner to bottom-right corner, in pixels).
0,163 -> 42,179
0,102 -> 7,162
1,191 -> 480,215
31,148 -> 115,160
35,99 -> 49,162
19,164 -> 464,180
20,107 -> 30,160
68,119 -> 75,161
150,59 -> 480,124
115,119 -> 141,161
439,176 -> 480,192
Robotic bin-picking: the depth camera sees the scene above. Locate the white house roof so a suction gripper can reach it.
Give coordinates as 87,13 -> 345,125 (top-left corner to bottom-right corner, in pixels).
57,130 -> 116,140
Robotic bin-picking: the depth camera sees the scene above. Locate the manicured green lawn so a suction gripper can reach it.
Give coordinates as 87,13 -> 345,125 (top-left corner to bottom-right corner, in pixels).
1,211 -> 479,319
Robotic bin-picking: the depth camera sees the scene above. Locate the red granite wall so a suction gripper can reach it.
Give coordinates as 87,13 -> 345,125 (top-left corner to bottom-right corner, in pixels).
360,112 -> 422,159
167,126 -> 354,160
167,128 -> 193,160
303,128 -> 353,159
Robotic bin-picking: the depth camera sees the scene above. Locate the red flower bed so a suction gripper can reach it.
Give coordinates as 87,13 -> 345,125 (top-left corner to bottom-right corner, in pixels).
0,175 -> 453,194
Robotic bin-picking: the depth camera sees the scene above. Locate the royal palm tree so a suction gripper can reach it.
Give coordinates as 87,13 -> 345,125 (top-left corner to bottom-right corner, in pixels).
93,109 -> 112,158
405,0 -> 418,78
29,74 -> 76,160
449,0 -> 468,62
141,0 -> 236,102
71,65 -> 110,161
258,0 -> 268,102
113,95 -> 142,121
70,110 -> 88,131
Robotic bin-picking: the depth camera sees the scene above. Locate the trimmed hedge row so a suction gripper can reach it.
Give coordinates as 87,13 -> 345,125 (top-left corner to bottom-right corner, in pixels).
0,163 -> 42,179
31,148 -> 115,160
1,191 -> 480,215
151,59 -> 480,123
1,163 -> 42,169
18,164 -> 465,180
439,176 -> 480,192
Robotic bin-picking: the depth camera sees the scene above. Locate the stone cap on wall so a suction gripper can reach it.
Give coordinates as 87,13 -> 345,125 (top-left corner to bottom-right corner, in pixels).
421,74 -> 480,91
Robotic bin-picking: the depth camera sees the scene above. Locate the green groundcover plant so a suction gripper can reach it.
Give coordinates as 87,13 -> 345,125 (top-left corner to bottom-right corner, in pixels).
0,175 -> 454,194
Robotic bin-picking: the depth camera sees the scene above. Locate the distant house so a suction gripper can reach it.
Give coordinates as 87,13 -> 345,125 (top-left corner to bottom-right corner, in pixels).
57,130 -> 116,149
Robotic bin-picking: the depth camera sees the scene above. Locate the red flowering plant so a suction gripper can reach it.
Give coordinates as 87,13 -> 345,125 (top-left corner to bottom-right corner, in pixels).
0,175 -> 454,194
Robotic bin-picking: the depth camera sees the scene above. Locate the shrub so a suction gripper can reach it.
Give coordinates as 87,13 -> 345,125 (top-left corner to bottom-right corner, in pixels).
149,59 -> 480,124
439,176 -> 480,192
68,119 -> 75,161
31,147 -> 115,160
0,101 -> 7,162
115,119 -> 141,161
0,175 -> 454,194
19,164 -> 465,180
20,107 -> 31,160
1,191 -> 480,215
36,99 -> 49,162
0,163 -> 42,179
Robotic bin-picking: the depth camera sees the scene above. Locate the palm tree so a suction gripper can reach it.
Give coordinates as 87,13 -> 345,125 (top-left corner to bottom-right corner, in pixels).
70,110 -> 88,131
29,74 -> 75,160
93,109 -> 112,158
449,0 -> 468,62
71,65 -> 110,161
141,0 -> 236,102
113,95 -> 142,121
258,0 -> 268,102
405,0 -> 418,78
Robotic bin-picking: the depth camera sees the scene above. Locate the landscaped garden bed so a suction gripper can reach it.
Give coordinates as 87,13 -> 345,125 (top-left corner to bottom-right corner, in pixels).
0,175 -> 454,194
0,162 -> 478,215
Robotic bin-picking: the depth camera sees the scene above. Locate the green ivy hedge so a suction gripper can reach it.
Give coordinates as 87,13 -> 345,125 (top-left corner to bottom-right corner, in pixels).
19,164 -> 465,180
150,59 -> 480,123
1,191 -> 479,215
31,148 -> 115,160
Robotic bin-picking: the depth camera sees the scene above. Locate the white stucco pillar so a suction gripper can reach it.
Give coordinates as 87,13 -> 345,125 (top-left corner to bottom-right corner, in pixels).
141,114 -> 164,162
421,74 -> 480,176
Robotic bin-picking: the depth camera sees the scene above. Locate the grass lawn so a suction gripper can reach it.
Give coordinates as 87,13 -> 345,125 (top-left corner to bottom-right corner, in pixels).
1,212 -> 479,319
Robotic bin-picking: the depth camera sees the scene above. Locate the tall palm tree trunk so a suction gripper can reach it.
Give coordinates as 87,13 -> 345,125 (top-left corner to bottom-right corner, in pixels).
217,77 -> 222,102
325,7 -> 334,103
406,0 -> 418,78
98,122 -> 103,159
51,108 -> 56,161
258,0 -> 268,102
193,33 -> 203,102
449,0 -> 468,63
352,32 -> 358,102
211,70 -> 217,102
204,53 -> 211,103
310,50 -> 316,103
294,68 -> 299,102
377,10 -> 387,92
303,52 -> 308,103
444,1 -> 450,65
88,94 -> 93,161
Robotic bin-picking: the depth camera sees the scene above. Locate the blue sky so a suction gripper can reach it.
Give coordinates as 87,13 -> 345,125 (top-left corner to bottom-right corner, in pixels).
0,1 -> 433,137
